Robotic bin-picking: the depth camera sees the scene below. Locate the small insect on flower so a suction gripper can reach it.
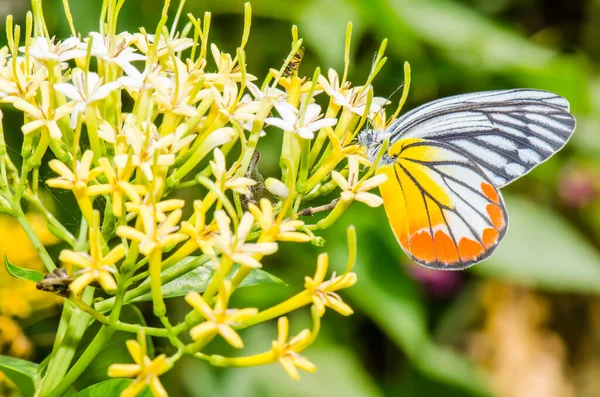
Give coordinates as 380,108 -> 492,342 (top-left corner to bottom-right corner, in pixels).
283,46 -> 305,78
360,89 -> 577,270
36,268 -> 73,297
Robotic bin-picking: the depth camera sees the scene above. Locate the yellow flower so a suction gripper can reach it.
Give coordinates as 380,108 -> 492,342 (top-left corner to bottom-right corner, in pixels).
151,57 -> 200,118
108,331 -> 168,397
115,114 -> 176,181
0,213 -> 60,318
211,148 -> 256,195
271,316 -> 316,381
8,81 -> 75,139
185,281 -> 257,348
211,80 -> 261,124
0,316 -> 32,359
88,157 -> 147,217
331,155 -> 387,207
204,43 -> 256,86
46,150 -> 103,223
60,211 -> 125,295
212,210 -> 278,269
248,198 -> 310,243
180,200 -> 218,256
269,69 -> 314,106
117,199 -> 188,257
0,51 -> 47,102
304,253 -> 357,317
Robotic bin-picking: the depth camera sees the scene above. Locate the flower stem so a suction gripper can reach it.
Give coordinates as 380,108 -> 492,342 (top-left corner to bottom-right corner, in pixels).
15,206 -> 56,272
47,325 -> 115,397
39,287 -> 95,396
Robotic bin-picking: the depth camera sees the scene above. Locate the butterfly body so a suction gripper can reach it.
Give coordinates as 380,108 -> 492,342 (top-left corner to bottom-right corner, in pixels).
361,89 -> 576,270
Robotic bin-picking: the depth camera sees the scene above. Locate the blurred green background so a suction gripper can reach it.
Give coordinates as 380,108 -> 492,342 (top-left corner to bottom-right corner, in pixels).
4,0 -> 600,396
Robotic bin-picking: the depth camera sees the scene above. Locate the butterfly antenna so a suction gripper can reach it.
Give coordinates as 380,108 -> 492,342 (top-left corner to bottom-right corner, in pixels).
371,82 -> 405,129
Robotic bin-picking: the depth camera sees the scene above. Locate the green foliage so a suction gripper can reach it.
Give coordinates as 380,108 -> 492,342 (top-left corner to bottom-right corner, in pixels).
0,355 -> 38,397
74,379 -> 152,397
132,259 -> 285,303
6,0 -> 598,395
4,256 -> 44,283
476,195 -> 600,292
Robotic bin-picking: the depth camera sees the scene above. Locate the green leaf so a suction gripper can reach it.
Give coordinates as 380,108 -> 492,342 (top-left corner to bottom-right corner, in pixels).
4,256 -> 44,283
0,355 -> 38,397
475,195 -> 600,293
132,258 -> 284,302
298,0 -> 362,70
75,379 -> 151,397
373,0 -> 590,112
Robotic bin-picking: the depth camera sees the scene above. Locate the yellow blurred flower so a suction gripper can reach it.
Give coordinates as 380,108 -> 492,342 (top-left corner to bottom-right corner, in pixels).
0,316 -> 32,359
0,213 -> 60,317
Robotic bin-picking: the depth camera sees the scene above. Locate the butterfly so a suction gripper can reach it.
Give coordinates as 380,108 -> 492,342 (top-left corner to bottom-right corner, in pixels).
359,89 -> 576,270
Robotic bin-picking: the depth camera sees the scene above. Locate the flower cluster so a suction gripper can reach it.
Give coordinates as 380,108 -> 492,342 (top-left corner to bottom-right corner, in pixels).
0,1 -> 406,396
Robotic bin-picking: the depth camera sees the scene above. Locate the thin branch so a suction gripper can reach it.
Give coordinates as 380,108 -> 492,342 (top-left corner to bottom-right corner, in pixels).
297,198 -> 340,217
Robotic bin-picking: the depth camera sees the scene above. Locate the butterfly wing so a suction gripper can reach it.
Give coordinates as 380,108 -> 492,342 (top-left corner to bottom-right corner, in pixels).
388,89 -> 576,187
379,138 -> 508,269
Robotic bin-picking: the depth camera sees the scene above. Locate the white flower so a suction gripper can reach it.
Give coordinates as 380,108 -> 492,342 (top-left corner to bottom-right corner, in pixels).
154,124 -> 197,155
133,32 -> 194,56
331,155 -> 387,207
54,68 -> 122,129
318,68 -> 351,98
23,36 -> 86,63
118,65 -> 172,94
246,81 -> 287,104
265,102 -> 337,140
84,32 -> 146,75
330,86 -> 389,117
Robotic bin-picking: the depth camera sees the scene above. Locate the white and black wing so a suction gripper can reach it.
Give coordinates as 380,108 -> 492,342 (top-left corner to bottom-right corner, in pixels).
387,89 -> 576,187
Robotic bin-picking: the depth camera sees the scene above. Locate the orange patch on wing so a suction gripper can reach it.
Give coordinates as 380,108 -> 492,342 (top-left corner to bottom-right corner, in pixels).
433,230 -> 459,265
480,182 -> 500,204
457,238 -> 485,261
482,228 -> 499,249
410,231 -> 436,263
486,204 -> 505,229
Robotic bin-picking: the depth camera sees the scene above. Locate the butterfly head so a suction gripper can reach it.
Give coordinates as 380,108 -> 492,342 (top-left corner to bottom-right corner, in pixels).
358,127 -> 394,167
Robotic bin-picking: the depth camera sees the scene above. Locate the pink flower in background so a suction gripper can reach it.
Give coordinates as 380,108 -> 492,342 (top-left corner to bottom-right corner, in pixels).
558,165 -> 598,208
407,263 -> 463,298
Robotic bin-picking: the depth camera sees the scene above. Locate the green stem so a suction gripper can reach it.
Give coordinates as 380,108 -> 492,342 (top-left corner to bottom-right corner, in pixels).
47,325 -> 115,397
94,255 -> 210,313
23,191 -> 77,247
15,207 -> 56,272
40,287 -> 95,396
236,291 -> 312,330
